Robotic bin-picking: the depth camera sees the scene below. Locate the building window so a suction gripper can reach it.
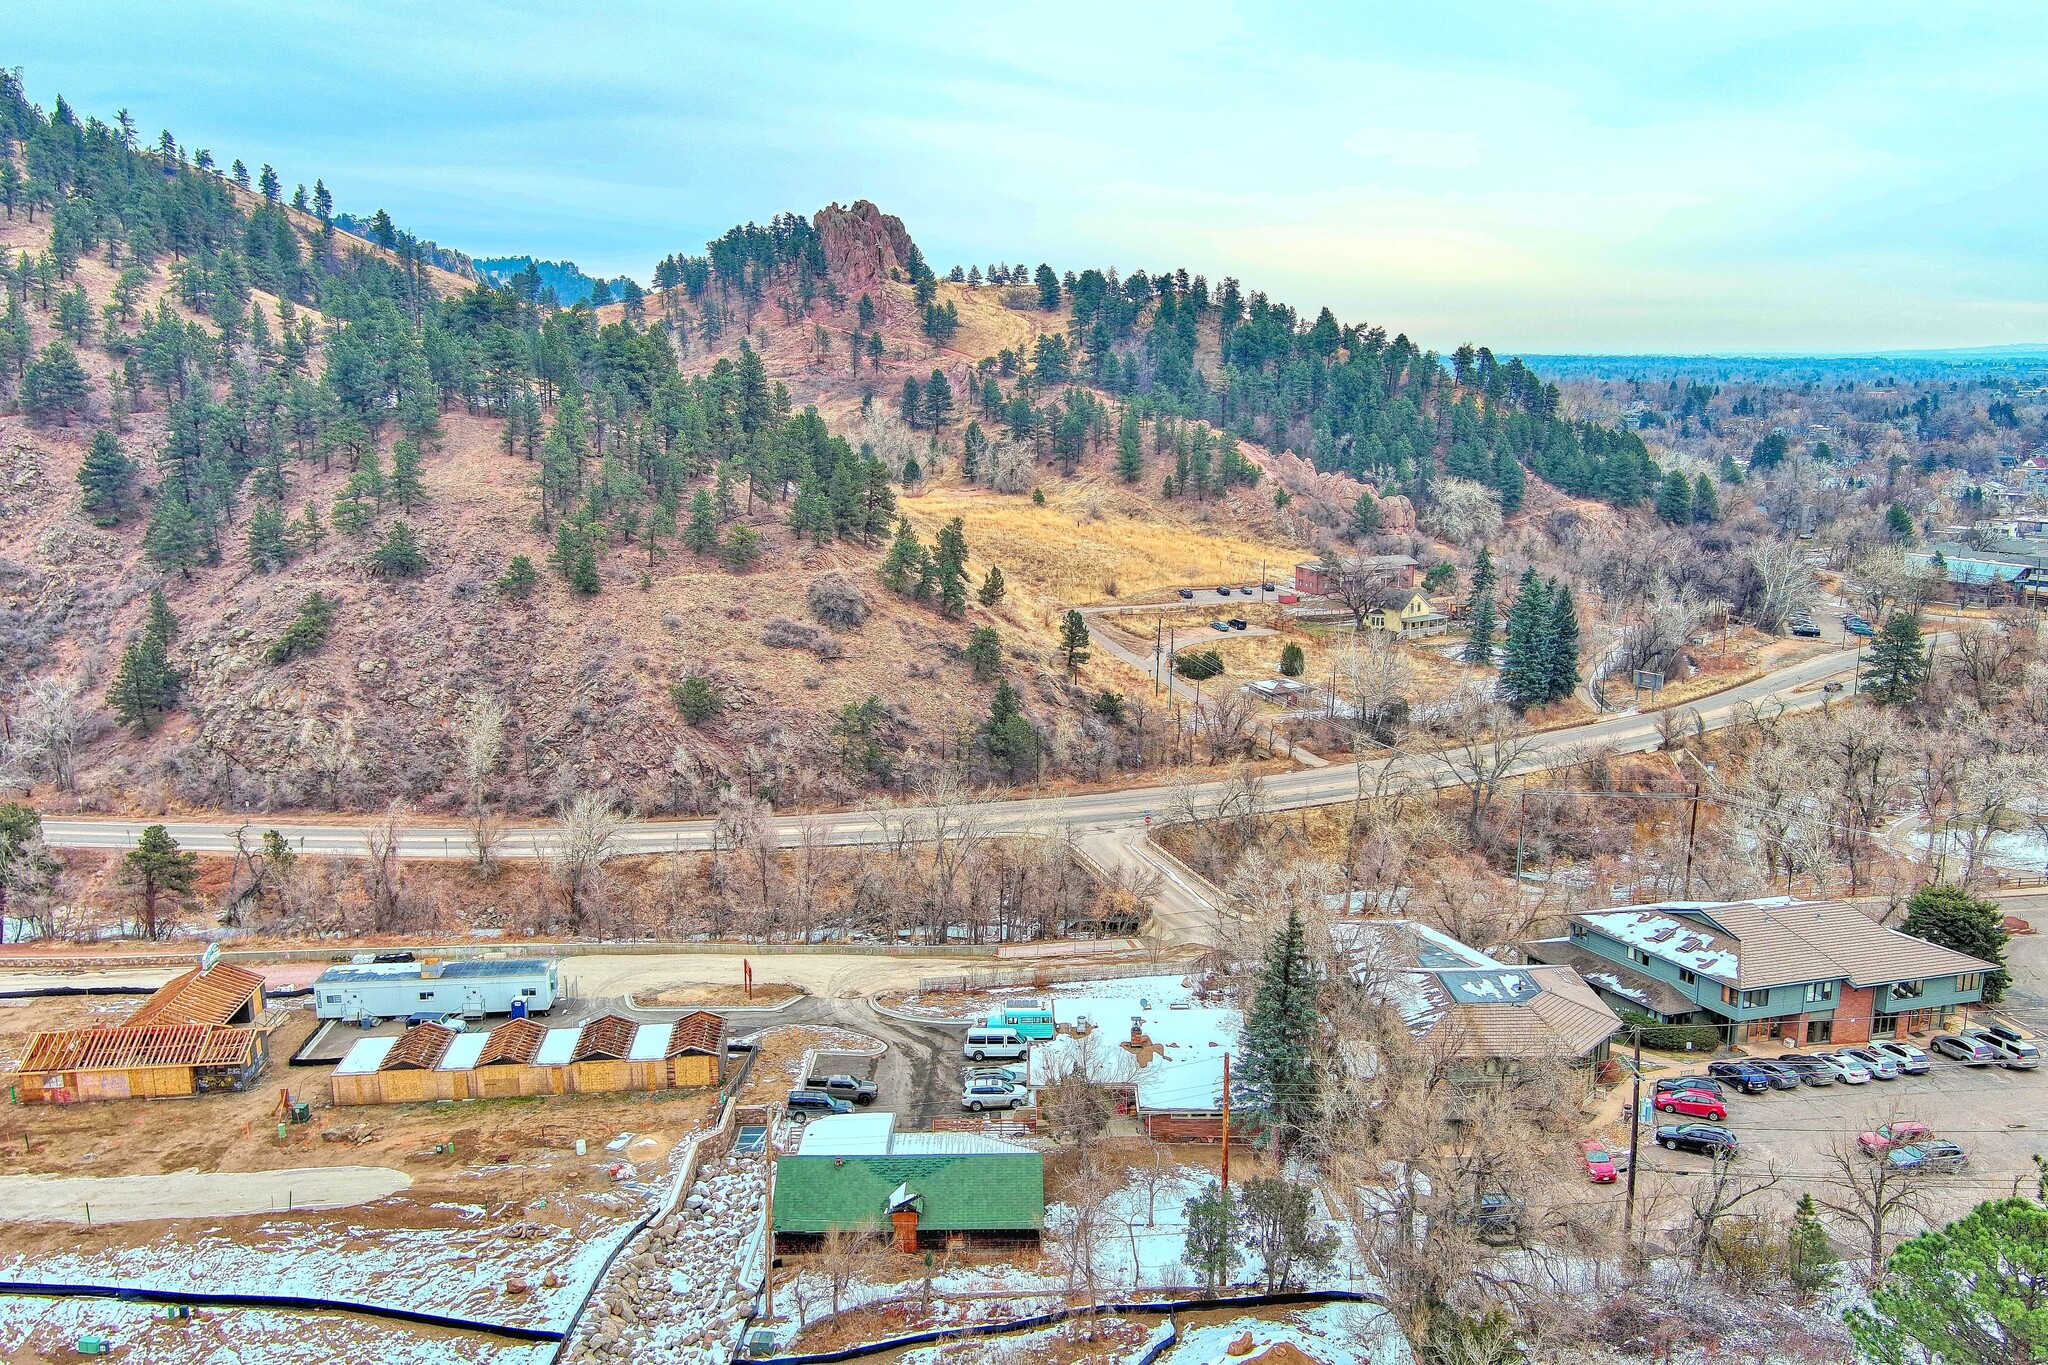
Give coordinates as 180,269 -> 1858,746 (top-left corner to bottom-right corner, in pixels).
419,991 -> 434,1001
1721,985 -> 1739,1006
1804,981 -> 1835,1004
1806,1019 -> 1833,1044
1956,973 -> 1982,993
522,988 -> 538,997
1630,947 -> 1651,967
1892,980 -> 1924,1000
1873,1013 -> 1898,1038
1679,968 -> 1697,986
1742,989 -> 1771,1008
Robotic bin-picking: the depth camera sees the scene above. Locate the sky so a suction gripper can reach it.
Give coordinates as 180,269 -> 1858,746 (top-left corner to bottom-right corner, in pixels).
11,2 -> 2047,354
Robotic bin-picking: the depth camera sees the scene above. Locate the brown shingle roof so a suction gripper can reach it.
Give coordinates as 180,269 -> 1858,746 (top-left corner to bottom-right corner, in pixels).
475,1017 -> 546,1066
572,1015 -> 638,1062
125,963 -> 265,1028
1700,898 -> 1998,989
668,1010 -> 726,1057
17,1024 -> 259,1073
380,1023 -> 457,1071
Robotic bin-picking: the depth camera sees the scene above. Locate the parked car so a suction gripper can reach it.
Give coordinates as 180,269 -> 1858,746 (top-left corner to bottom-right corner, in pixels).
1822,680 -> 1845,693
1868,1040 -> 1933,1074
1931,1034 -> 2000,1065
404,1011 -> 466,1030
1177,588 -> 1195,600
1457,1193 -> 1524,1244
966,1063 -> 1026,1085
1789,619 -> 1822,638
1239,585 -> 1256,595
1858,1121 -> 1934,1156
786,1089 -> 854,1117
1748,1059 -> 1816,1088
1580,1139 -> 1620,1183
1653,1089 -> 1728,1121
1227,618 -> 1248,630
1262,582 -> 1277,592
1770,1054 -> 1840,1085
1810,1053 -> 1874,1084
962,1027 -> 1029,1062
1215,585 -> 1232,595
961,1079 -> 1028,1112
1837,1047 -> 1902,1080
1888,1140 -> 1968,1174
1705,1061 -> 1777,1094
1845,616 -> 1876,637
806,1074 -> 879,1106
1982,1023 -> 2032,1048
1654,1075 -> 1726,1099
1963,1028 -> 2042,1070
1210,620 -> 1232,632
1656,1123 -> 1739,1158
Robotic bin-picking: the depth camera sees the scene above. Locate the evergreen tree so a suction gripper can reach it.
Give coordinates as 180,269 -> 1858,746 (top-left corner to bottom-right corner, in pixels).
1279,642 -> 1306,677
1059,609 -> 1092,678
964,625 -> 1003,681
21,340 -> 91,426
389,437 -> 425,510
497,554 -> 538,599
879,519 -> 927,595
1351,489 -> 1383,536
1786,1193 -> 1834,1292
1901,883 -> 2010,1003
977,564 -> 1006,607
921,370 -> 953,429
1885,502 -> 1915,544
1847,1197 -> 2048,1364
720,523 -> 760,572
683,488 -> 719,553
1181,1182 -> 1242,1294
982,679 -> 1037,776
0,803 -> 59,942
1547,583 -> 1582,702
246,502 -> 291,570
123,823 -> 197,940
369,520 -> 428,578
1863,613 -> 1929,705
1470,546 -> 1498,596
932,517 -> 970,617
145,587 -> 178,644
899,376 -> 922,429
1693,472 -> 1720,522
1034,263 -> 1061,311
962,421 -> 987,482
1239,907 -> 1318,1144
1463,588 -> 1497,667
142,493 -> 208,576
1116,408 -> 1143,482
1656,469 -> 1694,525
266,591 -> 336,663
1499,571 -> 1553,708
107,629 -> 179,733
77,429 -> 138,525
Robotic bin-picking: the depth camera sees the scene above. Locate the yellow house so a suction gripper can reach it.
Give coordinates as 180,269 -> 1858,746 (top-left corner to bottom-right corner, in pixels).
1368,588 -> 1448,637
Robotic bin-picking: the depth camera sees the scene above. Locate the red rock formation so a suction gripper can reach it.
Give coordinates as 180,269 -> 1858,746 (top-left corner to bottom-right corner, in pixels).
1261,449 -> 1417,533
812,200 -> 914,297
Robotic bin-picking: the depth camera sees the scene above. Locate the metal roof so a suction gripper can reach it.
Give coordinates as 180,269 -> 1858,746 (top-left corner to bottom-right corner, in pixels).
315,958 -> 551,985
437,1032 -> 488,1070
336,1037 -> 398,1075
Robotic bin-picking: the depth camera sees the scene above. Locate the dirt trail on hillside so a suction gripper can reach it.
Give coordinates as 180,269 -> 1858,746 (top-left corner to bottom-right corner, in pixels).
0,1166 -> 411,1224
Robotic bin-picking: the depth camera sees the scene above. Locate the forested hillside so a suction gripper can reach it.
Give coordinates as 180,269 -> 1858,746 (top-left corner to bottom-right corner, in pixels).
0,73 -> 1670,821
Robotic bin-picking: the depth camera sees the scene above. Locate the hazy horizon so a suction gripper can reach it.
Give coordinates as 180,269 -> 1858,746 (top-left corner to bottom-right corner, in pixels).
12,2 -> 2046,355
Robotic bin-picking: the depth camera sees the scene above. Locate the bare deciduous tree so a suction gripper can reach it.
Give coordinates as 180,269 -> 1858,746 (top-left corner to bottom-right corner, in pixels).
1746,538 -> 1820,634
1430,700 -> 1540,844
1815,1135 -> 1930,1279
548,793 -> 632,932
1687,1152 -> 1781,1274
457,693 -> 507,869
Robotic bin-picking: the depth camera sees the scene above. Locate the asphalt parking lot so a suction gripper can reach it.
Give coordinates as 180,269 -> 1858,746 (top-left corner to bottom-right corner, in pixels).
1633,1051 -> 2047,1230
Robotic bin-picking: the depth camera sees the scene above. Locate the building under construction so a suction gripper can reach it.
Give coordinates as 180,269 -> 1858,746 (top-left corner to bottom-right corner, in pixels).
8,961 -> 270,1103
329,1011 -> 725,1105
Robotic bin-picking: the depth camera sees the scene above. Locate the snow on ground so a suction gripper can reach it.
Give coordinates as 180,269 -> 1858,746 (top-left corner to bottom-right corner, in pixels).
1163,1301 -> 1412,1365
0,1294 -> 551,1365
0,1193 -> 646,1331
566,1150 -> 770,1365
888,1315 -> 1173,1364
0,1166 -> 413,1223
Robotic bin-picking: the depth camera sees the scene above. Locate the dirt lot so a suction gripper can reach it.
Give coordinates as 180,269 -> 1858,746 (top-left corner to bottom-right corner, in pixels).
634,982 -> 803,1008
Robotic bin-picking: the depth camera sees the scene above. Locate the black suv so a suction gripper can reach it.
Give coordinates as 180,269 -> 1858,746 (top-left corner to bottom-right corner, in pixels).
1655,1123 -> 1739,1157
1705,1061 -> 1779,1094
1769,1054 -> 1838,1085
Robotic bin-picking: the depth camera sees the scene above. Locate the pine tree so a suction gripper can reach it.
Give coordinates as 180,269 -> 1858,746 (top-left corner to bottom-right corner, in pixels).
107,630 -> 179,733
389,438 -> 425,510
1463,590 -> 1497,667
977,565 -> 1006,607
982,679 -> 1037,776
932,517 -> 970,617
21,340 -> 91,426
1239,907 -> 1318,1144
1693,473 -> 1720,523
1116,408 -> 1143,482
1499,571 -> 1553,708
1656,469 -> 1694,525
143,493 -> 208,576
266,591 -> 336,663
1885,503 -> 1915,544
497,554 -> 538,599
683,488 -> 719,553
1546,583 -> 1581,702
1351,489 -> 1382,536
1279,643 -> 1306,677
879,519 -> 926,595
145,587 -> 177,644
77,429 -> 137,525
1059,609 -> 1092,678
720,523 -> 760,572
921,370 -> 953,429
246,503 -> 291,570
123,824 -> 197,940
1901,883 -> 2010,1003
1864,613 -> 1929,705
369,520 -> 428,578
964,625 -> 1003,681
1787,1193 -> 1834,1292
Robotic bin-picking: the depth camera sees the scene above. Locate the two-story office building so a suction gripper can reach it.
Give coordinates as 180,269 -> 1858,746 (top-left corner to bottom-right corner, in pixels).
1524,897 -> 1996,1046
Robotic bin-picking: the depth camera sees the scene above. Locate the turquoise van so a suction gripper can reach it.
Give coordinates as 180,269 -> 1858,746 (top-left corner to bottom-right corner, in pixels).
987,1000 -> 1055,1040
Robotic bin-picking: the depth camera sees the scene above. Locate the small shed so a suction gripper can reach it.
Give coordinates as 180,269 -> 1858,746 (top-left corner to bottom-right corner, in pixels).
329,1011 -> 725,1106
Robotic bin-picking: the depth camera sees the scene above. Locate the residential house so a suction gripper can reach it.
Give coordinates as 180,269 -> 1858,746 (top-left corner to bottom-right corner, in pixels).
1294,554 -> 1418,597
771,1113 -> 1044,1254
1909,543 -> 2048,608
1367,587 -> 1448,637
1527,897 -> 1996,1046
1328,920 -> 1621,1084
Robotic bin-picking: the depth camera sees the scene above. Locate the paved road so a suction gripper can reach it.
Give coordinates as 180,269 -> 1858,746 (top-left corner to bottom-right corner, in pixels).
36,646 -> 1862,862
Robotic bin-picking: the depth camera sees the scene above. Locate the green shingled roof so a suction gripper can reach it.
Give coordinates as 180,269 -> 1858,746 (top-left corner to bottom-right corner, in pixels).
772,1153 -> 1044,1234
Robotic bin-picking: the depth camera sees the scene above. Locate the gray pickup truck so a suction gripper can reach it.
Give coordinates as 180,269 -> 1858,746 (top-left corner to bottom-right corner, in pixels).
805,1073 -> 879,1106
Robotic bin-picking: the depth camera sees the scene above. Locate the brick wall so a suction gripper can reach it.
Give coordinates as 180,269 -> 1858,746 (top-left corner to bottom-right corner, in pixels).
1834,986 -> 1876,1044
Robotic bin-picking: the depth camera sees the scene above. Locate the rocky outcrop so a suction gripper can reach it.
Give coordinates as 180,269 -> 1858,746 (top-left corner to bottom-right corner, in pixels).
812,200 -> 915,295
1262,449 -> 1418,534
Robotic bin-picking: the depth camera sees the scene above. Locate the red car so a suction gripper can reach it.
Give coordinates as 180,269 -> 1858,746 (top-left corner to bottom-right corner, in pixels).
1580,1138 -> 1619,1183
1858,1121 -> 1933,1156
1652,1088 -> 1727,1121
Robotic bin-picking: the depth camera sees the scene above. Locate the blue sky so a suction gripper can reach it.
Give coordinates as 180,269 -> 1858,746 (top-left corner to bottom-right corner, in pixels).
12,2 -> 2046,353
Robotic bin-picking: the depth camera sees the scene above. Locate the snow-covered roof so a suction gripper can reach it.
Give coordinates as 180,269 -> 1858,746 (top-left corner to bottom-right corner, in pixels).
436,1031 -> 488,1070
796,1112 -> 1030,1158
627,1023 -> 673,1061
1578,909 -> 1740,982
533,1027 -> 580,1066
1135,1056 -> 1231,1114
335,1036 -> 397,1075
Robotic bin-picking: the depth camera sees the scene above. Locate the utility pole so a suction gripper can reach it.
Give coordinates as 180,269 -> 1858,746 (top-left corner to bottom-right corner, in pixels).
1623,1027 -> 1643,1237
1153,614 -> 1163,697
1682,783 -> 1702,899
1219,1051 -> 1231,1193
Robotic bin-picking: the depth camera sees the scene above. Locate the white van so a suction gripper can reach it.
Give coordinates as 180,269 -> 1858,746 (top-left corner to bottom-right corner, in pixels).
963,1027 -> 1027,1062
